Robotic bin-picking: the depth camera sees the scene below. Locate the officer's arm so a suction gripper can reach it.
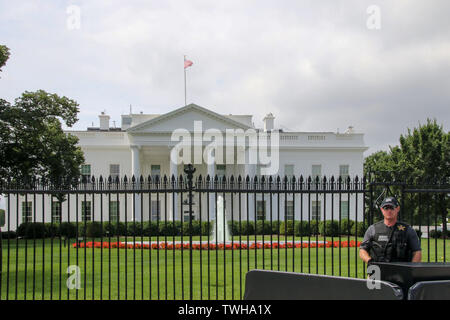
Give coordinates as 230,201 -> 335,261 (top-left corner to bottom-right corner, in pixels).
359,226 -> 374,263
407,228 -> 422,262
359,249 -> 372,263
411,250 -> 422,262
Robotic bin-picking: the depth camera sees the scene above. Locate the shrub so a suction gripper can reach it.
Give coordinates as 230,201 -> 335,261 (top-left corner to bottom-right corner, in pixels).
255,220 -> 272,235
0,209 -> 5,227
352,221 -> 368,237
235,221 -> 254,235
31,223 -> 47,238
1,231 -> 17,239
319,220 -> 340,237
309,220 -> 320,235
295,221 -> 312,237
87,221 -> 104,238
280,221 -> 295,236
429,230 -> 442,239
158,221 -> 180,237
45,223 -> 61,237
228,221 -> 239,236
17,222 -> 47,238
102,222 -> 127,236
142,221 -> 159,236
59,222 -> 78,238
182,220 -> 202,236
270,220 -> 281,234
202,221 -> 213,236
127,222 -> 144,236
339,219 -> 354,235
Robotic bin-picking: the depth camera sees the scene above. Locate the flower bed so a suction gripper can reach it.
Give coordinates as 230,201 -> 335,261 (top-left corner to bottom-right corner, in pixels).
73,240 -> 361,250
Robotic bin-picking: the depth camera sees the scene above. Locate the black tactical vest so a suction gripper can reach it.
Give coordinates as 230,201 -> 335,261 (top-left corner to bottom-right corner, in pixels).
369,221 -> 412,262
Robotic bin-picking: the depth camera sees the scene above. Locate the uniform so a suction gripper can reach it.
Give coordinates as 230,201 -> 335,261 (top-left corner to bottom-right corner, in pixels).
360,220 -> 421,262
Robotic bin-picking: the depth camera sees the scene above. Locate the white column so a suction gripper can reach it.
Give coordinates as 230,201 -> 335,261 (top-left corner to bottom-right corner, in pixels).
245,148 -> 256,220
131,145 -> 141,221
170,151 -> 178,221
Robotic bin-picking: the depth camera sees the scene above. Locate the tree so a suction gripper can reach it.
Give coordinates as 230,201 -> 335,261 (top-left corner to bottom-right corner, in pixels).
364,119 -> 449,225
0,45 -> 85,192
365,119 -> 449,182
0,91 -> 85,186
0,45 -> 10,75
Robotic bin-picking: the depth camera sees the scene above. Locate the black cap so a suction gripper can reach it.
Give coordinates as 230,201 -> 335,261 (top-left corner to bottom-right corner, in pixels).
380,197 -> 399,208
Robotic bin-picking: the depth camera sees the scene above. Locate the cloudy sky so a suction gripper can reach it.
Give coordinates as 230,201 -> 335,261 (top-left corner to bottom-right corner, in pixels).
0,0 -> 449,156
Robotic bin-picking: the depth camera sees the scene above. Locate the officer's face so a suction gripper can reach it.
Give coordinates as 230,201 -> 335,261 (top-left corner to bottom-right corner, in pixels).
381,205 -> 400,220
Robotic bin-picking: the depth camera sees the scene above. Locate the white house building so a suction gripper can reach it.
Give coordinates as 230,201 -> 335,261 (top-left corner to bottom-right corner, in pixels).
3,103 -> 368,230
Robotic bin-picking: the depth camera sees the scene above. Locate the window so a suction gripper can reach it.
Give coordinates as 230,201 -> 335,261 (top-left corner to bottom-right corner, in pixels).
339,165 -> 349,181
216,164 -> 226,178
312,165 -> 321,181
284,165 -> 294,179
81,164 -> 91,181
286,200 -> 294,220
109,201 -> 119,222
51,201 -> 62,223
22,201 -> 32,223
110,164 -> 120,180
151,200 -> 160,221
151,165 -> 161,179
82,201 -> 92,222
311,201 -> 321,221
256,200 -> 266,220
340,201 -> 349,220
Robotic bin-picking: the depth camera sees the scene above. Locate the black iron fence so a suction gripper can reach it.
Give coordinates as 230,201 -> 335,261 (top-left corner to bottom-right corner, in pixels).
0,168 -> 448,300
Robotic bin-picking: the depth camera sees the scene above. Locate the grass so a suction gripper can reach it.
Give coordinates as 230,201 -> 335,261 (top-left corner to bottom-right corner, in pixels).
1,236 -> 449,300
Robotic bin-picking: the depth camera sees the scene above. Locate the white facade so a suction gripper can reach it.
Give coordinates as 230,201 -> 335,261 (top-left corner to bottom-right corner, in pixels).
3,104 -> 368,230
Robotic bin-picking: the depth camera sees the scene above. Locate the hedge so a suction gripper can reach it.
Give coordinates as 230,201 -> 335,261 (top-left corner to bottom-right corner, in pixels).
15,219 -> 371,238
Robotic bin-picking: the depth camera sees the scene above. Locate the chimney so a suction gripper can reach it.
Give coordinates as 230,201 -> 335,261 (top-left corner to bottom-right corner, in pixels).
263,113 -> 275,132
99,111 -> 110,131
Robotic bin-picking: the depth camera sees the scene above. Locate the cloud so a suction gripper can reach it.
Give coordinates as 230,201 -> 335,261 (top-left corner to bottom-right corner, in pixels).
0,0 -> 448,156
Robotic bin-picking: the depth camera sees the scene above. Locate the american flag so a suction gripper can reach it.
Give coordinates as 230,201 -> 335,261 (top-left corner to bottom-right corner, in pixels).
184,59 -> 193,69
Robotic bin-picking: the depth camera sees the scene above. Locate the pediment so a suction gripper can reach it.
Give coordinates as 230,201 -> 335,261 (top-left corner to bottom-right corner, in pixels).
127,104 -> 252,133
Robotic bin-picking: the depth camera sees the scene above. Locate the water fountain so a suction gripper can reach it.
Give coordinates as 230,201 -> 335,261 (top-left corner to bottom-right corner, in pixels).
210,195 -> 231,243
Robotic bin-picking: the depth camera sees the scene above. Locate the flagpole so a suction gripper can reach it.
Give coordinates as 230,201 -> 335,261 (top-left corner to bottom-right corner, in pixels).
184,55 -> 187,106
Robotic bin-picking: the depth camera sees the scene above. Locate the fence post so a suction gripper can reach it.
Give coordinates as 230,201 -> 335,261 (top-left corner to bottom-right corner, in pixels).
400,183 -> 405,223
184,164 -> 196,300
369,180 -> 374,226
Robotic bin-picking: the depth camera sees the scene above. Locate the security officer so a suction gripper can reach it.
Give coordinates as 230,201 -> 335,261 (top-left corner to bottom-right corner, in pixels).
359,196 -> 422,264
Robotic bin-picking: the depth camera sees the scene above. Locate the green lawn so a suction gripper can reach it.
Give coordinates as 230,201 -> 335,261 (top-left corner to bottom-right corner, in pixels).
1,236 -> 449,300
